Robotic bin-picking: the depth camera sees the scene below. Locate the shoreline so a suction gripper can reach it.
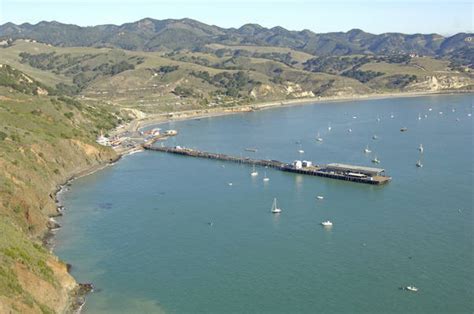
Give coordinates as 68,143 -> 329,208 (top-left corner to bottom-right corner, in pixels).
49,88 -> 471,312
132,89 -> 472,131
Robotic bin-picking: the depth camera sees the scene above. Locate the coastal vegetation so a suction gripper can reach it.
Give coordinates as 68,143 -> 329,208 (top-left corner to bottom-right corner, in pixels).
0,18 -> 472,313
0,65 -> 121,312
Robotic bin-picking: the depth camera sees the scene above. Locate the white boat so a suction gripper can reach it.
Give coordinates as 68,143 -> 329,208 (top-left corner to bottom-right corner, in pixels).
390,113 -> 395,119
428,107 -> 433,111
321,220 -> 333,227
250,165 -> 258,176
452,108 -> 456,112
372,156 -> 380,164
316,195 -> 324,200
298,149 -> 305,154
316,132 -> 323,142
439,111 -> 443,115
228,182 -> 233,186
418,114 -> 422,120
263,172 -> 270,182
418,144 -> 424,153
416,160 -> 423,168
271,198 -> 282,214
364,145 -> 372,154
376,117 -> 381,122
406,286 -> 418,292
468,113 -> 472,117
348,128 -> 352,133
372,135 -> 378,140
352,116 -> 357,119
328,123 -> 332,132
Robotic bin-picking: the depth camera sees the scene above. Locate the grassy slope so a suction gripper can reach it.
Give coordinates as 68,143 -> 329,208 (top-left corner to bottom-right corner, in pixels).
0,80 -> 121,313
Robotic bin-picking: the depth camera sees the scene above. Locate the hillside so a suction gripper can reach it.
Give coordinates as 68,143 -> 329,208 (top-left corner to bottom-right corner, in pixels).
1,19 -> 473,60
0,65 -> 123,313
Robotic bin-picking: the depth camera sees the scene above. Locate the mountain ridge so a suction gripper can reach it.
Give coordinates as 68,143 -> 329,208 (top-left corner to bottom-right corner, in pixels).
1,18 -> 472,57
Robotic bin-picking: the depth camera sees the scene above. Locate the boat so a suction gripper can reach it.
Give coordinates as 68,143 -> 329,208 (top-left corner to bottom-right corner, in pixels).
271,198 -> 282,214
250,165 -> 258,176
376,117 -> 381,122
418,114 -> 422,120
352,116 -> 357,119
439,111 -> 443,115
228,182 -> 233,186
372,134 -> 378,140
298,149 -> 305,154
263,172 -> 270,182
372,156 -> 380,164
328,123 -> 332,132
364,145 -> 372,154
390,113 -> 395,119
400,127 -> 408,132
316,132 -> 323,142
416,160 -> 423,168
348,128 -> 352,133
245,148 -> 258,152
321,220 -> 333,227
468,113 -> 472,117
429,107 -> 433,111
406,286 -> 418,292
316,195 -> 324,200
418,144 -> 424,153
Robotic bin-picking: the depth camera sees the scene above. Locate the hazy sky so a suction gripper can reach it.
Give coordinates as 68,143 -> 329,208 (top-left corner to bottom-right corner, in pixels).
1,0 -> 472,35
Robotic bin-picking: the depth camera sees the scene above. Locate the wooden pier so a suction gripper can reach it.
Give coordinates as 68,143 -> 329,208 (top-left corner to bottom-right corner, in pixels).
144,145 -> 391,185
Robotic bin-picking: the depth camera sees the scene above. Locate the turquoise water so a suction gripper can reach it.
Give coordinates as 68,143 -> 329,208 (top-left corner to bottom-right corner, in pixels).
55,95 -> 473,313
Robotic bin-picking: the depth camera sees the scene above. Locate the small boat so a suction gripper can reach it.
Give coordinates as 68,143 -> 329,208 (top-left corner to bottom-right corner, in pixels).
418,144 -> 424,153
263,172 -> 270,182
390,113 -> 395,119
439,111 -> 443,115
428,108 -> 433,111
372,134 -> 378,140
321,220 -> 333,227
271,198 -> 282,214
352,116 -> 357,119
406,286 -> 418,292
250,165 -> 258,177
424,114 -> 428,118
316,196 -> 324,200
452,108 -> 456,112
298,149 -> 305,154
245,148 -> 258,152
328,123 -> 332,132
316,132 -> 323,142
376,117 -> 381,122
418,114 -> 422,121
416,160 -> 423,168
364,145 -> 372,154
348,128 -> 352,133
228,182 -> 233,186
400,127 -> 408,132
372,156 -> 380,164
468,113 -> 472,117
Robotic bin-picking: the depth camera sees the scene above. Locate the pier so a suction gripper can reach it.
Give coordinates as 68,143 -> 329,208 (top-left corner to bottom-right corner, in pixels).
144,145 -> 391,185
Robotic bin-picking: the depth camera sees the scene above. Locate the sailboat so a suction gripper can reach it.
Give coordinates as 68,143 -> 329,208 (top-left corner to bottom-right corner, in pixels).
263,172 -> 270,182
271,198 -> 282,214
418,144 -> 424,153
364,145 -> 372,154
316,132 -> 323,142
250,165 -> 258,176
372,155 -> 380,164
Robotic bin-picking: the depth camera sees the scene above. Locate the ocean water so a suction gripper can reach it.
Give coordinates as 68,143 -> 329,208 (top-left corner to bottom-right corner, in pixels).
55,95 -> 473,313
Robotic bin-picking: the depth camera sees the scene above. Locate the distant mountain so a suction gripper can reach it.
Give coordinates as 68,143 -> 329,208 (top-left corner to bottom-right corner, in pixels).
1,18 -> 472,58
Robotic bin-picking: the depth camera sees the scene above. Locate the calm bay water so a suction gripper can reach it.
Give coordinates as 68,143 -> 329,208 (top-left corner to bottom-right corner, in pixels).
55,95 -> 473,313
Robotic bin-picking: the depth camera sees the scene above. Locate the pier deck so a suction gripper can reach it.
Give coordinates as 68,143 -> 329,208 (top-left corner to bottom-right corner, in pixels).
144,145 -> 391,185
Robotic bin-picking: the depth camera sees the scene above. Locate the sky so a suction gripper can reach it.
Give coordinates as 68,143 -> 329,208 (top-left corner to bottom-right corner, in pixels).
0,0 -> 472,35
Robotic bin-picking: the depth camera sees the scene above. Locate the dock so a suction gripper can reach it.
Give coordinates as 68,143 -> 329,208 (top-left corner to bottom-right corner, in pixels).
144,145 -> 392,185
